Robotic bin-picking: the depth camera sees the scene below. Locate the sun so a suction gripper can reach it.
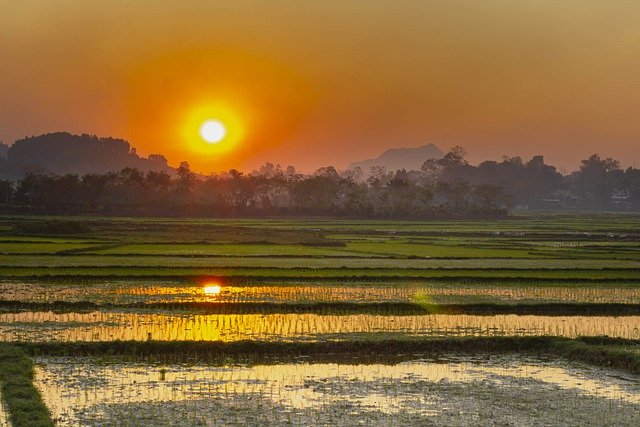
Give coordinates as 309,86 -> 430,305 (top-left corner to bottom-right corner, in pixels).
181,102 -> 245,155
199,119 -> 226,144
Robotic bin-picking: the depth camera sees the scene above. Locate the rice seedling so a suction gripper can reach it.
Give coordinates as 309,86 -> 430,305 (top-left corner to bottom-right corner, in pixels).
1,214 -> 639,423
2,311 -> 640,342
32,352 -> 640,426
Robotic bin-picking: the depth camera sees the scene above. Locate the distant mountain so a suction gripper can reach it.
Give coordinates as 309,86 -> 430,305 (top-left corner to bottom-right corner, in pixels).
350,143 -> 444,172
1,132 -> 173,178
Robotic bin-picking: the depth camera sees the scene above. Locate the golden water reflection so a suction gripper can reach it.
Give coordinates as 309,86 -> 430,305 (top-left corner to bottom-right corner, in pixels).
1,311 -> 639,342
2,282 -> 640,304
34,356 -> 640,426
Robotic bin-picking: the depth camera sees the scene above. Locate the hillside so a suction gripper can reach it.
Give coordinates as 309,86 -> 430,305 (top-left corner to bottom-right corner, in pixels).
1,132 -> 173,178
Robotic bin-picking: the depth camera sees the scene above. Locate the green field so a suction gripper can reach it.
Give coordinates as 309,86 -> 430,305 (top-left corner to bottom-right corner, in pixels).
1,214 -> 639,426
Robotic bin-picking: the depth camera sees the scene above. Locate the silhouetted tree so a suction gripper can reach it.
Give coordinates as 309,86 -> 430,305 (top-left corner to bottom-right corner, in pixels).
571,155 -> 622,208
2,148 -> 638,217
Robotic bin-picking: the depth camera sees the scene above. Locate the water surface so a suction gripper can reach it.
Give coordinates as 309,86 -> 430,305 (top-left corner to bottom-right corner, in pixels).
35,355 -> 640,426
2,311 -> 638,342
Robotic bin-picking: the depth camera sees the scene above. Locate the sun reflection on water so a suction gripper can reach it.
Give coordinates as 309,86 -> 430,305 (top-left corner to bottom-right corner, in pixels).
203,284 -> 222,296
2,312 -> 640,342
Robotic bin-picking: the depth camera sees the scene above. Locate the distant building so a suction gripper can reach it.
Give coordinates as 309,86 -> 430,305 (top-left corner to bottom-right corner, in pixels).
611,189 -> 631,209
539,189 -> 581,208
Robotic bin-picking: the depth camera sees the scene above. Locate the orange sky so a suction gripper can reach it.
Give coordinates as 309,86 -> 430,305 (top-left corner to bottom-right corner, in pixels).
1,1 -> 639,173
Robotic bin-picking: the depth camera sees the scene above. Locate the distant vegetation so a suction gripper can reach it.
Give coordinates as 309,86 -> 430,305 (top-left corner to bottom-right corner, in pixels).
1,133 -> 639,216
0,132 -> 171,178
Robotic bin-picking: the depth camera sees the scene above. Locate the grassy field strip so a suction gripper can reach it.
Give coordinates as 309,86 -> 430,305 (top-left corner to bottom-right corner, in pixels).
4,241 -> 640,260
3,300 -> 640,316
0,345 -> 52,427
4,220 -> 640,237
344,242 -> 539,258
3,214 -> 640,232
0,243 -> 96,255
85,244 -> 363,257
2,255 -> 639,269
1,266 -> 639,280
16,337 -> 640,375
107,241 -> 640,260
0,237 -> 99,243
9,254 -> 640,269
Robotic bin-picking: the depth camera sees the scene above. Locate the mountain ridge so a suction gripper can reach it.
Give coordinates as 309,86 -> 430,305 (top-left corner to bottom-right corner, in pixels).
349,143 -> 444,172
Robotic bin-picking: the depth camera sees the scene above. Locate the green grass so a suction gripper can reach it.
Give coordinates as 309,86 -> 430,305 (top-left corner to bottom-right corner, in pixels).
1,265 -> 638,280
3,300 -> 640,316
346,241 -> 541,258
0,345 -> 53,427
89,243 -> 359,257
0,236 -> 96,243
2,254 -> 639,269
2,215 -> 639,282
16,337 -> 640,375
0,242 -> 95,254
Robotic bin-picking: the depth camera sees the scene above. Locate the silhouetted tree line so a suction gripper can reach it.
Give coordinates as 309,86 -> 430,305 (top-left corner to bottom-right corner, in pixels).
1,146 -> 638,217
0,133 -> 172,178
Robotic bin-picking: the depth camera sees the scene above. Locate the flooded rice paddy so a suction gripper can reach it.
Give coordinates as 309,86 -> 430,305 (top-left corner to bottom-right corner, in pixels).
2,216 -> 640,425
1,311 -> 639,342
35,355 -> 640,426
2,281 -> 640,343
0,392 -> 9,427
2,281 -> 640,305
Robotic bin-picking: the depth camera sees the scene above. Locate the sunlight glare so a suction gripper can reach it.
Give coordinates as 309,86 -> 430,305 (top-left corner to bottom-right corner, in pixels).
200,119 -> 226,143
203,284 -> 222,295
182,102 -> 245,155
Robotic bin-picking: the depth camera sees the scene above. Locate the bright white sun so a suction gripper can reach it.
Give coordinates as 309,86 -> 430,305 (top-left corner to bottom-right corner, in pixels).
199,119 -> 227,143
203,284 -> 222,295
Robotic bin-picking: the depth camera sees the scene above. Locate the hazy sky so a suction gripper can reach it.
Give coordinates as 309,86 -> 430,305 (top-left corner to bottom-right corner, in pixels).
1,0 -> 639,172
